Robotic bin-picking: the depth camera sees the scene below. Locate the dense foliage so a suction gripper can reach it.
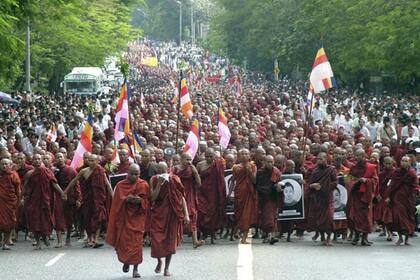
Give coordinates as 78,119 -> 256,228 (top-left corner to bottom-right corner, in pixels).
0,0 -> 143,92
206,0 -> 420,87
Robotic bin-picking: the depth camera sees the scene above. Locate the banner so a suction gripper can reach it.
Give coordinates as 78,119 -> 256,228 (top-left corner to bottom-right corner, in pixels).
224,169 -> 235,215
278,173 -> 305,221
333,176 -> 347,220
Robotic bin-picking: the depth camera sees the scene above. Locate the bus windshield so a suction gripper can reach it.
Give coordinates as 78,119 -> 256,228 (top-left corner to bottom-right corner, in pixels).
65,81 -> 95,93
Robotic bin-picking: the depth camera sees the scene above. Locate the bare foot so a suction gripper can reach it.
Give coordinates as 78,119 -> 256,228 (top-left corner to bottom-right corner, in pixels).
193,240 -> 205,249
132,270 -> 141,278
164,269 -> 171,277
404,241 -> 411,246
54,244 -> 63,248
240,240 -> 250,244
2,245 -> 11,250
395,239 -> 402,246
155,262 -> 162,274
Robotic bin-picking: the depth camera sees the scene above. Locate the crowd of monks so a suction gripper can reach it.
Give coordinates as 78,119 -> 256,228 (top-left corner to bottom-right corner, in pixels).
0,41 -> 420,278
0,142 -> 419,277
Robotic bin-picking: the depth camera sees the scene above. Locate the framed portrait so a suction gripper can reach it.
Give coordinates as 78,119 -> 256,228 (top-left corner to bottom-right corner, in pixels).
333,176 -> 347,220
109,173 -> 127,190
278,173 -> 305,220
224,169 -> 235,215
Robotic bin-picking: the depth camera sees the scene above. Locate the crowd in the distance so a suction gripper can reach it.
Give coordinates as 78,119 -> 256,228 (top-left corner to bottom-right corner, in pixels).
0,40 -> 419,251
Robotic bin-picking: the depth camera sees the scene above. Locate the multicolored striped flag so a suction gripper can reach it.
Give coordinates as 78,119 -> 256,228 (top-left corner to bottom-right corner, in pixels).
114,80 -> 130,142
180,78 -> 193,119
183,119 -> 200,159
218,108 -> 231,149
132,130 -> 145,154
70,113 -> 93,169
309,47 -> 336,94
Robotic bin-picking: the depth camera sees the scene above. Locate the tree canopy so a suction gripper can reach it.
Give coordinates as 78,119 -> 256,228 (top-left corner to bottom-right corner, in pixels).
0,0 -> 143,92
206,0 -> 420,87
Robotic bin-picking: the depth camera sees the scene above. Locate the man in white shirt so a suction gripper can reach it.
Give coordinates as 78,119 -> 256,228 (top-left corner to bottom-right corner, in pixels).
365,115 -> 380,142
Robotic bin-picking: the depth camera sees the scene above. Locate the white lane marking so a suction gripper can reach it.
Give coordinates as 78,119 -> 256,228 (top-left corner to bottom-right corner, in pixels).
45,253 -> 66,267
237,238 -> 254,280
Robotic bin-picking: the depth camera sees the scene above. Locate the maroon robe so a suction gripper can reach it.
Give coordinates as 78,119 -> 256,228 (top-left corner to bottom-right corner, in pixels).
232,163 -> 258,231
347,162 -> 378,233
79,165 -> 109,234
307,166 -> 337,234
373,167 -> 395,222
150,175 -> 185,258
0,170 -> 21,232
15,164 -> 33,230
106,179 -> 150,265
383,168 -> 418,234
174,166 -> 198,233
197,159 -> 226,235
55,165 -> 80,231
256,167 -> 281,233
26,166 -> 58,235
116,162 -> 131,174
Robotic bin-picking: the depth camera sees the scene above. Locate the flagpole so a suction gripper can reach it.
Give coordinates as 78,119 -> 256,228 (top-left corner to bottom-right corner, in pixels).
301,90 -> 315,162
175,70 -> 183,154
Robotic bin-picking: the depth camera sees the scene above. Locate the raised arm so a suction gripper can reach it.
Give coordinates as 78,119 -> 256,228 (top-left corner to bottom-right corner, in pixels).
191,165 -> 201,188
65,171 -> 83,194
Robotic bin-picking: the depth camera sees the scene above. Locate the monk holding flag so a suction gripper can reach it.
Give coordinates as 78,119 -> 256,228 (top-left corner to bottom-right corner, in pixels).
106,164 -> 150,278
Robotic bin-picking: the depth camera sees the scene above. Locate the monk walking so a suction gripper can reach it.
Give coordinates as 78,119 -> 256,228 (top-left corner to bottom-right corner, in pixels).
196,148 -> 226,243
384,156 -> 418,245
24,154 -> 67,250
307,152 -> 338,246
0,159 -> 21,250
256,155 -> 282,245
232,149 -> 258,244
66,154 -> 113,248
150,162 -> 190,277
106,164 -> 150,278
173,152 -> 204,248
54,152 -> 81,247
348,149 -> 379,246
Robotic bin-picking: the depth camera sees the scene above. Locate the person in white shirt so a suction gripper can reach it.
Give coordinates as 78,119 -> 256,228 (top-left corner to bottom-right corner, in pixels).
358,119 -> 371,139
365,115 -> 380,142
401,120 -> 419,138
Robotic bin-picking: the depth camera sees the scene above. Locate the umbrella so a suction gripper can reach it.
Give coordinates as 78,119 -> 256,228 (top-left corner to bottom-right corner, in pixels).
0,91 -> 20,104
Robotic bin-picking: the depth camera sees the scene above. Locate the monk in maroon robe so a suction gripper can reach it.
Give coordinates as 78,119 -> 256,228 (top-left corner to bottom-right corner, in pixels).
106,164 -> 150,278
347,149 -> 378,246
375,156 -> 395,241
173,152 -> 204,248
24,154 -> 66,250
0,159 -> 21,250
384,156 -> 418,245
150,162 -> 190,277
256,155 -> 282,244
197,148 -> 226,242
66,154 -> 113,248
116,149 -> 131,174
232,149 -> 258,244
14,152 -> 32,233
307,152 -> 338,246
54,152 -> 81,247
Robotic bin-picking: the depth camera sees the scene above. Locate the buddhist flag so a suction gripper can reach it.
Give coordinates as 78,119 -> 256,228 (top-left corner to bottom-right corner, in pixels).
218,108 -> 231,149
180,78 -> 193,119
183,119 -> 200,160
132,130 -> 145,154
309,47 -> 336,94
70,113 -> 93,169
114,80 -> 130,142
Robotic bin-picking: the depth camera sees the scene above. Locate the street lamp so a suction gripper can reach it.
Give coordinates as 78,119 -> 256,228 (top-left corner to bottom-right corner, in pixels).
176,1 -> 182,46
191,0 -> 194,45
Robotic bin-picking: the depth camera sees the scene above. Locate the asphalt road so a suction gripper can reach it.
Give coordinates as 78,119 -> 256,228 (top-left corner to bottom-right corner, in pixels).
1,232 -> 420,280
